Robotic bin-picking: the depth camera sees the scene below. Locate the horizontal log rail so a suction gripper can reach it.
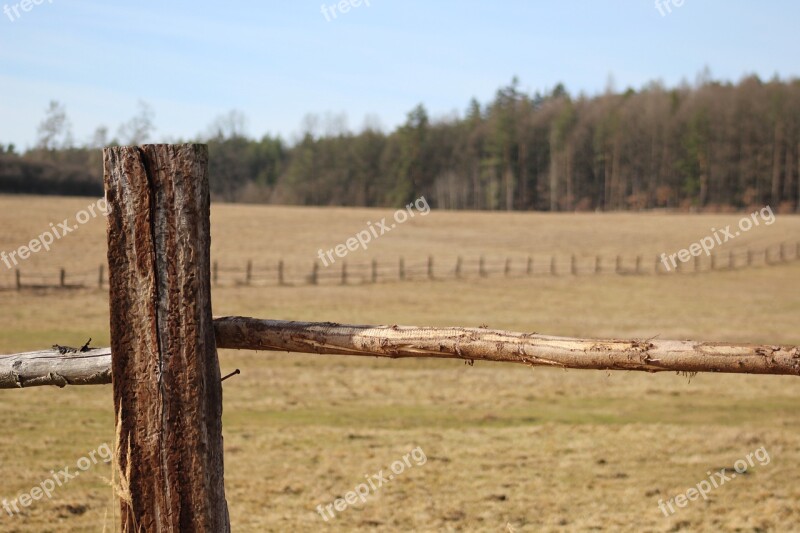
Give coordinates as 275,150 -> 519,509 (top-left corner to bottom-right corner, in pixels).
2,316 -> 799,389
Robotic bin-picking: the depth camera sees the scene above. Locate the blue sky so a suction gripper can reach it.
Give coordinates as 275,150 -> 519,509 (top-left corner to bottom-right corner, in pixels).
1,0 -> 798,149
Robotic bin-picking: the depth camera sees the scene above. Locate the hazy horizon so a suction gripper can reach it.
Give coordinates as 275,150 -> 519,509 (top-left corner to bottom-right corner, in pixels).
2,0 -> 799,149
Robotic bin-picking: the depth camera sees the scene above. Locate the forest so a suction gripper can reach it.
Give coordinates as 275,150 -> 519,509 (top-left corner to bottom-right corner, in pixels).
2,74 -> 799,212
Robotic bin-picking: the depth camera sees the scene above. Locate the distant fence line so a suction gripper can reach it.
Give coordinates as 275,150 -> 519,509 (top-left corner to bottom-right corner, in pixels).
0,241 -> 797,291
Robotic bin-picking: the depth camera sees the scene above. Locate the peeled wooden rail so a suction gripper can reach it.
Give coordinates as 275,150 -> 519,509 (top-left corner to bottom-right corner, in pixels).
2,317 -> 799,389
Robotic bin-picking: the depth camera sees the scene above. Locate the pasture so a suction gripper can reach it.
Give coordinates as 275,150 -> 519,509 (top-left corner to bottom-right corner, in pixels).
0,194 -> 799,532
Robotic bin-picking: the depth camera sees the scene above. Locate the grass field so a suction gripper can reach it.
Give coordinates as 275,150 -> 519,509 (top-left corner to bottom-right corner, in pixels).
0,194 -> 799,532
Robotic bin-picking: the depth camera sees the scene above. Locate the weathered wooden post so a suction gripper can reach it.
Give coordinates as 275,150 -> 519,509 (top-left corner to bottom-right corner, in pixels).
15,269 -> 20,290
455,256 -> 463,279
341,261 -> 348,285
371,259 -> 378,283
104,144 -> 230,532
278,260 -> 285,286
213,261 -> 219,286
246,260 -> 253,285
60,268 -> 66,288
505,258 -> 511,277
595,256 -> 601,274
310,262 -> 319,285
615,255 -> 622,274
479,256 -> 487,277
635,255 -> 642,275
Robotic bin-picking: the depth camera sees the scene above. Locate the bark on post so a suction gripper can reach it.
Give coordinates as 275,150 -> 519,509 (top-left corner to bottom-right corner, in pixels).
104,144 -> 230,532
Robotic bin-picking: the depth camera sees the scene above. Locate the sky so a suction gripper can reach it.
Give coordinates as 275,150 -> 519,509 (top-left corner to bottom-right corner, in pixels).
1,0 -> 799,150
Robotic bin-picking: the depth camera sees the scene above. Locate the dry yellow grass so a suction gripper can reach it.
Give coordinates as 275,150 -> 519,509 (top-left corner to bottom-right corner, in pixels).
0,194 -> 799,532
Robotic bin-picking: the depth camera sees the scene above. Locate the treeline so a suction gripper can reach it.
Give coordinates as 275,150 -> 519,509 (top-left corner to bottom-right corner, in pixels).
2,74 -> 800,211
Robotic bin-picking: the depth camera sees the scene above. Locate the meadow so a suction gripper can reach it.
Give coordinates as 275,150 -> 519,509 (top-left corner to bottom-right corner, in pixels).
0,194 -> 799,532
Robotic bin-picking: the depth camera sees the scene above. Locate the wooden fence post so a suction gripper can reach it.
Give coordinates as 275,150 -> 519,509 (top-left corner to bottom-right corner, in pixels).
60,268 -> 66,288
104,144 -> 230,532
341,262 -> 348,285
278,260 -> 284,286
505,258 -> 511,277
710,253 -> 716,271
246,260 -> 253,285
479,256 -> 487,277
455,257 -> 463,279
595,256 -> 601,274
615,255 -> 622,274
635,255 -> 642,275
310,262 -> 319,285
213,261 -> 219,286
15,269 -> 20,291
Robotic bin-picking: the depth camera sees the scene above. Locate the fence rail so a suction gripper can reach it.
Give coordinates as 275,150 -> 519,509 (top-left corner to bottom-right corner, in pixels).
1,241 -> 798,291
3,315 -> 800,390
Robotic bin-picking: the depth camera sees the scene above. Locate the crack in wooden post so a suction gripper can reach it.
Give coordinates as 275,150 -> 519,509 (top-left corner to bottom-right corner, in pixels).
104,144 -> 230,532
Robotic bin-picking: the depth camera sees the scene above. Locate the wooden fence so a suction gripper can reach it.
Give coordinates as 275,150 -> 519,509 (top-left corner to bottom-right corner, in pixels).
2,144 -> 798,531
1,241 -> 798,290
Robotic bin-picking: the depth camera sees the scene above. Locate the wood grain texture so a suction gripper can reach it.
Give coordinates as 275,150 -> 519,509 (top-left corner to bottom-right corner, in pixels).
3,317 -> 799,389
104,144 -> 229,533
214,317 -> 800,375
0,347 -> 111,388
